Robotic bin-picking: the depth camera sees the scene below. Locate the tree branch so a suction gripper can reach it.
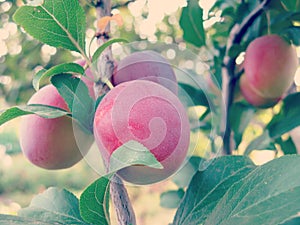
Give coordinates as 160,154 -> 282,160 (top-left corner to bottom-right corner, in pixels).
221,0 -> 271,155
94,1 -> 136,224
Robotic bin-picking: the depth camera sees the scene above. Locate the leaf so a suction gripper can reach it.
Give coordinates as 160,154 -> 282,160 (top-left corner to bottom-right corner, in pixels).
276,136 -> 298,155
171,156 -> 203,188
204,155 -> 300,225
178,82 -> 209,107
80,140 -> 162,225
281,0 -> 300,11
94,94 -> 106,111
0,105 -> 69,126
32,69 -> 47,91
51,74 -> 95,133
19,187 -> 87,224
282,217 -> 300,225
0,214 -> 51,225
33,63 -> 85,91
13,0 -> 86,53
179,0 -> 206,47
80,177 -> 110,225
109,140 -> 163,173
173,156 -> 256,225
160,189 -> 185,209
230,103 -> 255,148
267,93 -> 300,138
285,26 -> 300,46
244,131 -> 276,155
92,38 -> 128,63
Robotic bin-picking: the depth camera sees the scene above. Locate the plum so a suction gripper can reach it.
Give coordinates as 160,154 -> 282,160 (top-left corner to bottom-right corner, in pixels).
19,85 -> 93,169
93,80 -> 190,184
240,34 -> 298,108
113,50 -> 178,95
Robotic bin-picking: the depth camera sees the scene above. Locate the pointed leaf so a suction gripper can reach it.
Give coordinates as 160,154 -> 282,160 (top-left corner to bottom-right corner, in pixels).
80,177 -> 110,225
33,63 -> 85,91
230,103 -> 255,147
179,0 -> 206,47
51,74 -> 95,133
13,0 -> 86,52
0,105 -> 69,126
0,214 -> 51,225
92,38 -> 128,63
173,156 -> 256,225
19,187 -> 87,224
178,82 -> 209,107
204,155 -> 300,225
267,93 -> 300,138
160,189 -> 185,209
244,131 -> 276,155
109,140 -> 163,173
79,140 -> 162,224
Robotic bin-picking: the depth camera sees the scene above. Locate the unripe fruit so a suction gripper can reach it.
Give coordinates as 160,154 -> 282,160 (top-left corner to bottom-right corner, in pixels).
20,85 -> 93,169
240,34 -> 298,108
113,50 -> 178,95
93,80 -> 190,184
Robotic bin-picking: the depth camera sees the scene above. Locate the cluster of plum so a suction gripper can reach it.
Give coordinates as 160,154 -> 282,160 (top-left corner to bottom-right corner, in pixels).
19,35 -> 299,184
19,50 -> 190,185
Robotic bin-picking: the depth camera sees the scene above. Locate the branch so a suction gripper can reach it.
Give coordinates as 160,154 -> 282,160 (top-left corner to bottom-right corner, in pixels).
221,0 -> 271,155
110,176 -> 136,225
94,1 -> 136,224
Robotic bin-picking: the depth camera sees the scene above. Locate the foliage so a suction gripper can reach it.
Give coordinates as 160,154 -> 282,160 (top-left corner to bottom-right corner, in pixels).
0,0 -> 300,224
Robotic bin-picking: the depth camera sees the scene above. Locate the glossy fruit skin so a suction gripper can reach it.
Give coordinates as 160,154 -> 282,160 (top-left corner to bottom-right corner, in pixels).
19,85 -> 93,169
93,80 -> 190,184
240,34 -> 298,108
113,50 -> 178,95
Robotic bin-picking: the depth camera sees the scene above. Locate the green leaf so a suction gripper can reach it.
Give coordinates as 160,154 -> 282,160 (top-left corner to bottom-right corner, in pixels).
19,187 -> 87,224
276,136 -> 298,155
0,214 -> 51,225
282,217 -> 300,225
0,105 -> 69,126
267,93 -> 300,138
80,140 -> 162,224
285,26 -> 300,46
109,140 -> 163,173
171,156 -> 203,188
281,0 -> 300,11
79,140 -> 163,224
179,0 -> 206,47
51,74 -> 94,133
230,103 -> 255,148
244,131 -> 276,155
203,155 -> 300,225
173,156 -> 256,225
92,38 -> 128,63
178,82 -> 209,107
160,189 -> 185,209
13,0 -> 86,53
80,177 -> 110,225
33,63 -> 85,91
94,94 -> 105,111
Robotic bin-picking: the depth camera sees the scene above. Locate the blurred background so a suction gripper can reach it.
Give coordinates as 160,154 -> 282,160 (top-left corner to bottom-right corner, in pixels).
0,0 -> 300,224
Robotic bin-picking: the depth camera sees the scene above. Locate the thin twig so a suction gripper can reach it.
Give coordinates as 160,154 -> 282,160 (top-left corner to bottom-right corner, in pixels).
94,1 -> 136,224
221,0 -> 271,155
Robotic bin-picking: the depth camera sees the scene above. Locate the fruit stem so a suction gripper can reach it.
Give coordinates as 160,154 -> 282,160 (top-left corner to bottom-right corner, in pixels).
221,0 -> 271,155
94,1 -> 136,224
